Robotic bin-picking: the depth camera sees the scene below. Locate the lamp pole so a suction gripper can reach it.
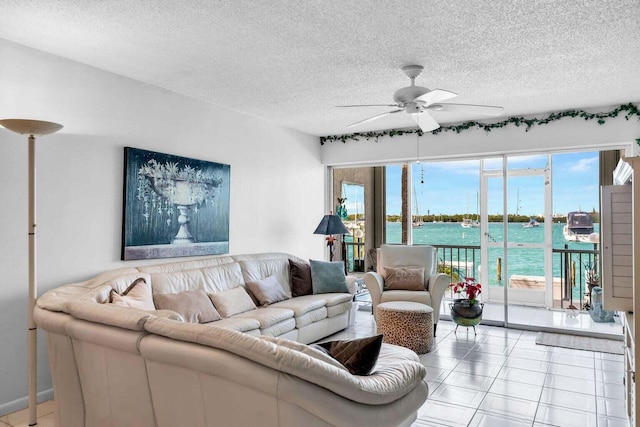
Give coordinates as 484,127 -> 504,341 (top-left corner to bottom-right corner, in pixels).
1,119 -> 63,426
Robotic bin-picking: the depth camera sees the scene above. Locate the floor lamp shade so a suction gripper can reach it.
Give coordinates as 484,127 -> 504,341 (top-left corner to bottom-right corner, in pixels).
313,214 -> 350,262
1,118 -> 63,427
313,214 -> 350,236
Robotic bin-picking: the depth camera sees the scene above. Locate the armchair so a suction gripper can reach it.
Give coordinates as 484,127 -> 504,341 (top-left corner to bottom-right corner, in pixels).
364,244 -> 450,336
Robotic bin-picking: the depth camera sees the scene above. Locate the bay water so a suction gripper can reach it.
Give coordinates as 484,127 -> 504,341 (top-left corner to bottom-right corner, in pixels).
385,221 -> 600,288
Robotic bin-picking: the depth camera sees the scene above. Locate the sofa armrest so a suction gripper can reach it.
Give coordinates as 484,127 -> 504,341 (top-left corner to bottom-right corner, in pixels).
427,273 -> 450,325
345,275 -> 359,296
364,272 -> 383,310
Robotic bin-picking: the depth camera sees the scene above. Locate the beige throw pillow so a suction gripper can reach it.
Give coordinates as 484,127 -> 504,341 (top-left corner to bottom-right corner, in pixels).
208,286 -> 257,318
153,289 -> 221,323
110,278 -> 155,311
384,267 -> 425,291
245,275 -> 289,307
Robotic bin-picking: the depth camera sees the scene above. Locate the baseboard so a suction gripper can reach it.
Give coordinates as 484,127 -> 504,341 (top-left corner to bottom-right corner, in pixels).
0,389 -> 54,417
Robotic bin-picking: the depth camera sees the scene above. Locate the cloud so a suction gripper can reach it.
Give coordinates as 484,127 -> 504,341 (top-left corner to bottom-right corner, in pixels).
569,156 -> 598,172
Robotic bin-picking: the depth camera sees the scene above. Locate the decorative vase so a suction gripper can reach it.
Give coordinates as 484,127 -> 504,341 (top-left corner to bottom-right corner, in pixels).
450,299 -> 483,334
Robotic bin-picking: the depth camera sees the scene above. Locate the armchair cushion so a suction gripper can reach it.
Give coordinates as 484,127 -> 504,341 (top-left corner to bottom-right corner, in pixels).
384,267 -> 425,291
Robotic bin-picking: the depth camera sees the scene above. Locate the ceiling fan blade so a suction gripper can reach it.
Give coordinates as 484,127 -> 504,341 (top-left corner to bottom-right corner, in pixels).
414,89 -> 458,105
427,103 -> 504,116
346,109 -> 403,128
411,111 -> 440,132
337,104 -> 400,108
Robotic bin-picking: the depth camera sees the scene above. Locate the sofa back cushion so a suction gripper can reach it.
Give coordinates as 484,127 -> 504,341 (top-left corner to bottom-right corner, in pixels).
150,262 -> 244,295
201,262 -> 245,292
136,256 -> 235,273
237,257 -> 292,296
150,269 -> 206,294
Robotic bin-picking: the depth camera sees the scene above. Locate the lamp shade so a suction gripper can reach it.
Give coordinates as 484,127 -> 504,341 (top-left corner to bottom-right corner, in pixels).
0,119 -> 63,136
313,214 -> 350,235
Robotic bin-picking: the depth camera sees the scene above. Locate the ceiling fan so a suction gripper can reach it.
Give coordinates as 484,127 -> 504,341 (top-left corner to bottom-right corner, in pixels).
338,65 -> 503,132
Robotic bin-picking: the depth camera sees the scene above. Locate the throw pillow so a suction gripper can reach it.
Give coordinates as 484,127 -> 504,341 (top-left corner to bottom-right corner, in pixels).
311,334 -> 383,376
289,259 -> 313,297
309,259 -> 349,294
109,278 -> 155,311
153,289 -> 222,324
208,286 -> 257,318
245,275 -> 289,307
384,266 -> 425,291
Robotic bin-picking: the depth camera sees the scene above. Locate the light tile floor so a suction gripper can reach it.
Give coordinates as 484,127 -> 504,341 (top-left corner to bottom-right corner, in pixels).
338,310 -> 629,427
1,309 -> 629,427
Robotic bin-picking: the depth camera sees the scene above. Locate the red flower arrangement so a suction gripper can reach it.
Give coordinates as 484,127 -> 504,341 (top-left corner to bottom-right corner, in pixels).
450,277 -> 482,305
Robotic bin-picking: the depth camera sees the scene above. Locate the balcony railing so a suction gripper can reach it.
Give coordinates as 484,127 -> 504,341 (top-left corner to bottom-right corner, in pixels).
427,243 -> 598,310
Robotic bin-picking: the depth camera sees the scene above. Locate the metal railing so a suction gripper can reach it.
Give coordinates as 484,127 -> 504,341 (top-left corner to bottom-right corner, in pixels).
425,243 -> 599,310
553,245 -> 599,310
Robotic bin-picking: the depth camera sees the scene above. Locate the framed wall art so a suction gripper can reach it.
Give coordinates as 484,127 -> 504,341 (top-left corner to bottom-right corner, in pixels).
122,147 -> 230,260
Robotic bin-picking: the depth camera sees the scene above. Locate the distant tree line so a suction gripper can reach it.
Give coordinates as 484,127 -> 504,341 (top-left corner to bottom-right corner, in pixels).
387,211 -> 600,223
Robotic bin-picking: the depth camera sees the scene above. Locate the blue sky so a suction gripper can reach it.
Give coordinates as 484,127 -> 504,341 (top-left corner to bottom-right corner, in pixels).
385,152 -> 600,216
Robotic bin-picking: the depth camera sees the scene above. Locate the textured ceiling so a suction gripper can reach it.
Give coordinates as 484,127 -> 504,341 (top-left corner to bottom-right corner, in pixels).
1,0 -> 639,137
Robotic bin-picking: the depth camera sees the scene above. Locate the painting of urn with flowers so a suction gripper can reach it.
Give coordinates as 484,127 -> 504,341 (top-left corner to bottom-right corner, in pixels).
122,147 -> 230,260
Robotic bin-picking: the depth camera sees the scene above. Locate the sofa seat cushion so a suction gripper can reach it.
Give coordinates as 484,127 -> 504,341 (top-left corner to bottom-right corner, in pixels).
320,293 -> 353,307
234,307 -> 294,329
270,295 -> 326,317
293,307 -> 328,328
380,290 -> 432,307
207,317 -> 261,334
259,317 -> 297,337
327,301 -> 351,317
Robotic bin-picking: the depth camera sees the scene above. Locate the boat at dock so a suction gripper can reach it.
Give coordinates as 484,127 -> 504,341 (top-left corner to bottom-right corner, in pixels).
461,218 -> 479,228
563,211 -> 594,243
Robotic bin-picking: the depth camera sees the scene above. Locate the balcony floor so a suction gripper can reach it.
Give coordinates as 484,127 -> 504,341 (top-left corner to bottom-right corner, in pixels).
442,300 -> 623,340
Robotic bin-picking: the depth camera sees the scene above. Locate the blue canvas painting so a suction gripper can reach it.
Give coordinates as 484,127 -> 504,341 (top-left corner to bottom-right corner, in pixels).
122,147 -> 230,260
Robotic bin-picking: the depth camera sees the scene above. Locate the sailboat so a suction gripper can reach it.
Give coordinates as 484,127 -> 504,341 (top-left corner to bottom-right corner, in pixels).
461,191 -> 479,228
412,187 -> 423,228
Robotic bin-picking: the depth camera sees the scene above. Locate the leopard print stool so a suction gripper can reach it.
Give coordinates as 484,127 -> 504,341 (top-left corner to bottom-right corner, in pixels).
376,301 -> 433,354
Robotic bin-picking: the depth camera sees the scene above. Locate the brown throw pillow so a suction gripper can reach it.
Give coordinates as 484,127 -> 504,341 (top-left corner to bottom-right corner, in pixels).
245,275 -> 289,306
289,259 -> 312,297
384,266 -> 425,291
311,334 -> 383,376
153,290 -> 221,324
110,278 -> 155,311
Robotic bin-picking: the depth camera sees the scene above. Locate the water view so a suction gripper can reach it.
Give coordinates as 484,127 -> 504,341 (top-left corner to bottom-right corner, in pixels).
386,221 -> 600,296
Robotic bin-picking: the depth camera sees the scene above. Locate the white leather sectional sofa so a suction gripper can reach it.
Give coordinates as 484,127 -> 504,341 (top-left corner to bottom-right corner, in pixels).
34,252 -> 429,427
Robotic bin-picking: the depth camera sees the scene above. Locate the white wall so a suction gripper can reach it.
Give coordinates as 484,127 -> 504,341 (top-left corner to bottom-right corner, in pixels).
0,39 -> 326,414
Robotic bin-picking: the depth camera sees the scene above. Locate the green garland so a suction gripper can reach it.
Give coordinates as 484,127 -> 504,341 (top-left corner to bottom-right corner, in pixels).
319,102 -> 640,145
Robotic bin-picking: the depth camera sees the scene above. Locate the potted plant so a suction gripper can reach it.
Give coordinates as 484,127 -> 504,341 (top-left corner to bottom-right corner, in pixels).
449,277 -> 483,333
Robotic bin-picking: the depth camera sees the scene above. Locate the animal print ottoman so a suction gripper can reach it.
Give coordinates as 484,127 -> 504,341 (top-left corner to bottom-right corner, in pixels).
375,301 -> 433,354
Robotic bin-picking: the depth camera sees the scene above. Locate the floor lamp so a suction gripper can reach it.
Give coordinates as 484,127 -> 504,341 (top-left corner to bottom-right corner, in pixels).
313,213 -> 350,263
0,119 -> 63,426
